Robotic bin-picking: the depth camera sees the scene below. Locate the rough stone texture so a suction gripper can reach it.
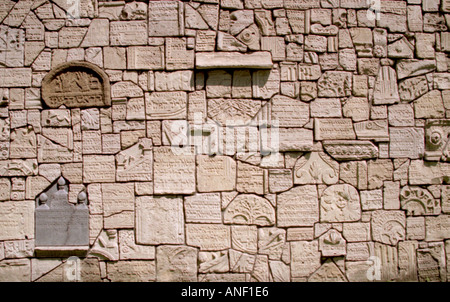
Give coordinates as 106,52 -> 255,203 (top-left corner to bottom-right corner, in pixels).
0,0 -> 448,283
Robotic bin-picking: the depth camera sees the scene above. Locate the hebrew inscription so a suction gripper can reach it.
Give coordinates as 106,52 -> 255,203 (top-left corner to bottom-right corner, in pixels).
41,61 -> 110,108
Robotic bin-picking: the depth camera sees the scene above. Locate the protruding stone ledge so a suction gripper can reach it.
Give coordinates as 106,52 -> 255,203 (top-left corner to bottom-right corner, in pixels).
195,52 -> 273,69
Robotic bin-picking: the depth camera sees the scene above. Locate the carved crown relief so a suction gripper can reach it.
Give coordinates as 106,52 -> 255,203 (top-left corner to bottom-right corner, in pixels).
41,61 -> 111,108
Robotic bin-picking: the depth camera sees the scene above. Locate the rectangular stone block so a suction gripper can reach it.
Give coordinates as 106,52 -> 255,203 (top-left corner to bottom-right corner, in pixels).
184,193 -> 222,223
102,183 -> 134,229
196,52 -> 273,69
136,196 -> 184,245
0,68 -> 32,87
153,146 -> 195,194
197,155 -> 236,192
82,155 -> 115,183
314,118 -> 356,140
0,201 -> 34,241
110,21 -> 147,45
186,224 -> 231,250
148,1 -> 184,37
145,91 -> 187,120
127,46 -> 165,70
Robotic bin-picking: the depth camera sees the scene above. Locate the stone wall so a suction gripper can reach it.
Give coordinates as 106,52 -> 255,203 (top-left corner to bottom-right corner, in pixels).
0,0 -> 449,282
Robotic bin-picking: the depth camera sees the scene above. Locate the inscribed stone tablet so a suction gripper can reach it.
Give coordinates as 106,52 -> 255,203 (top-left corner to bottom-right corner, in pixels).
197,155 -> 236,192
0,201 -> 33,241
102,183 -> 134,229
41,61 -> 110,108
116,138 -> 153,182
290,241 -> 321,278
153,146 -> 195,194
128,46 -> 165,70
184,193 -> 222,223
186,224 -> 231,250
145,91 -> 187,120
110,21 -> 147,45
136,196 -> 184,245
82,155 -> 115,183
389,127 -> 424,159
148,1 -> 184,37
314,118 -> 356,140
271,95 -> 309,127
277,185 -> 319,227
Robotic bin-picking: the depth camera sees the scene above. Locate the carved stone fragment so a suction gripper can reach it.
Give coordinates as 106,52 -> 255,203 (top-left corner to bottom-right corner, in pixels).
41,61 -> 110,108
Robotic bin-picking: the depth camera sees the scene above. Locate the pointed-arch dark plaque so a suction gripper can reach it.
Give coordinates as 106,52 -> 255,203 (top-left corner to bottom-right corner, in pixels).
35,177 -> 89,257
41,61 -> 111,108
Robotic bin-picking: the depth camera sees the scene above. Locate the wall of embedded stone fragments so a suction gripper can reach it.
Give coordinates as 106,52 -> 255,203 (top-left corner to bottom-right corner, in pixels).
0,0 -> 449,282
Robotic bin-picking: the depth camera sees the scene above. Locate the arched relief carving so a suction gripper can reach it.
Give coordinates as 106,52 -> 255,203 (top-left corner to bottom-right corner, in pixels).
41,61 -> 111,108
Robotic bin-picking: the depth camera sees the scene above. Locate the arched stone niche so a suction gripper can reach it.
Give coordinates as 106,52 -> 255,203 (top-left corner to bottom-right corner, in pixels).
41,61 -> 111,109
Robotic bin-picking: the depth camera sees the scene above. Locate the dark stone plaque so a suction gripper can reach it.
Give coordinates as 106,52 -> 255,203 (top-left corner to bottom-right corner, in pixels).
35,177 -> 89,255
41,61 -> 111,108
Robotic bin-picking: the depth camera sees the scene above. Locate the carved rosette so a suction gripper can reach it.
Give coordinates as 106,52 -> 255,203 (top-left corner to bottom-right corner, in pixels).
320,184 -> 361,222
41,61 -> 111,108
425,120 -> 450,162
400,186 -> 441,216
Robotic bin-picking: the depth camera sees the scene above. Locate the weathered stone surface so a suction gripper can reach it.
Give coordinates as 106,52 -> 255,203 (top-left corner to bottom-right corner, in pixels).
148,1 -> 184,37
208,98 -> 262,126
417,242 -> 446,282
389,127 -> 425,159
0,201 -> 33,241
373,66 -> 400,105
319,229 -> 346,257
186,224 -> 231,250
145,91 -> 187,120
425,215 -> 450,241
127,46 -> 165,70
396,59 -> 436,80
41,61 -> 110,108
323,140 -> 377,161
196,52 -> 272,69
224,194 -> 275,226
290,241 -> 321,278
400,186 -> 440,216
354,120 -> 390,142
83,155 -> 115,183
110,21 -> 147,45
414,90 -> 446,119
156,245 -> 197,282
0,259 -> 30,281
314,118 -> 356,140
0,68 -> 32,87
153,146 -> 195,194
185,193 -> 222,223
371,210 -> 406,245
277,185 -> 319,227
320,184 -> 361,222
165,38 -> 194,70
197,155 -> 236,192
317,71 -> 352,97
294,152 -> 339,185
136,196 -> 184,245
425,120 -> 450,162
